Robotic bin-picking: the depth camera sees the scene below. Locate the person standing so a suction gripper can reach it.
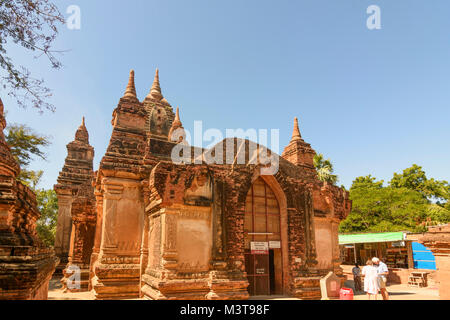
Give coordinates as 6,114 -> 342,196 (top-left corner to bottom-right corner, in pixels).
362,259 -> 379,300
372,257 -> 390,300
352,264 -> 362,292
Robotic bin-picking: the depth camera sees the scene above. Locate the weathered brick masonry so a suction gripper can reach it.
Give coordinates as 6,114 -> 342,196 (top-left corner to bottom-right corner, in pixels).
0,99 -> 58,300
54,69 -> 351,299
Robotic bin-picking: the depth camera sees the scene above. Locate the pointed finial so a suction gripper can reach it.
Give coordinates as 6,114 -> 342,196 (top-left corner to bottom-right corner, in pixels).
171,106 -> 182,128
175,107 -> 180,121
124,69 -> 137,99
291,117 -> 302,141
168,106 -> 185,143
75,116 -> 89,144
148,68 -> 163,101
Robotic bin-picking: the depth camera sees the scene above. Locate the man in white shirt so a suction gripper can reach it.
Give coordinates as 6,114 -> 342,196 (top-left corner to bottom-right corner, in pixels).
372,257 -> 389,300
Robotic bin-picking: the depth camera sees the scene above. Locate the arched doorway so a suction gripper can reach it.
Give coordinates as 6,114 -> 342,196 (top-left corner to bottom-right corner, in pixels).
244,177 -> 283,296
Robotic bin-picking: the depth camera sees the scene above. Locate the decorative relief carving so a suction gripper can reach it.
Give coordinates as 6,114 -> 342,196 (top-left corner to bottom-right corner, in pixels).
212,181 -> 225,258
164,214 -> 177,251
178,207 -> 211,220
151,215 -> 161,268
103,200 -> 118,249
100,256 -> 140,264
177,261 -> 208,273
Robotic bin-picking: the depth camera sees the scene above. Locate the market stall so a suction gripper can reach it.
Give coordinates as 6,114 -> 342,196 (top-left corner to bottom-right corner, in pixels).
339,232 -> 413,269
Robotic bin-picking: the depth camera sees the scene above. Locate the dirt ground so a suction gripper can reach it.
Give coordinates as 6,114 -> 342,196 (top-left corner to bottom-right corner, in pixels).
343,279 -> 439,300
48,275 -> 439,300
48,276 -> 95,300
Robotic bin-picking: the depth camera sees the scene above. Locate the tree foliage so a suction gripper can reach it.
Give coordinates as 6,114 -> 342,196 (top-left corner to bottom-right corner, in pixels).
313,153 -> 338,185
0,0 -> 64,112
35,188 -> 58,246
5,123 -> 49,166
340,166 -> 450,234
5,122 -> 57,245
5,123 -> 50,184
389,164 -> 449,202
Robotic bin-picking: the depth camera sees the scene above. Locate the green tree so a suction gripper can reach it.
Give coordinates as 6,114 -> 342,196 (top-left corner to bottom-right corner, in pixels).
340,175 -> 430,233
313,153 -> 338,185
425,204 -> 450,226
0,0 -> 64,112
389,164 -> 449,202
445,201 -> 450,211
5,122 -> 56,245
341,165 -> 450,234
35,189 -> 58,246
5,123 -> 50,185
350,175 -> 384,191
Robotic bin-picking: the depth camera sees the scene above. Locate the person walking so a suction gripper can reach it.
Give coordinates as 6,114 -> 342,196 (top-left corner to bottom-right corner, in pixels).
352,264 -> 362,292
362,259 -> 379,300
372,257 -> 390,300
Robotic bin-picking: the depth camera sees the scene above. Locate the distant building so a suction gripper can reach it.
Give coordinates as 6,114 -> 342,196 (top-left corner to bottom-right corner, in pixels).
339,231 -> 438,285
339,232 -> 413,269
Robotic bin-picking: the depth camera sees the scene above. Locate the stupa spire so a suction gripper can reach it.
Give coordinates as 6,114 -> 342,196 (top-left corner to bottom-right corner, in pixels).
168,106 -> 185,143
148,68 -> 163,101
291,117 -> 302,141
75,116 -> 89,144
174,107 -> 181,125
123,70 -> 137,99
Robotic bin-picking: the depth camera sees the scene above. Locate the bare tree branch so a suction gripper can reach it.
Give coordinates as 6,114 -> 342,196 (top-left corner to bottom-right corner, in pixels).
0,0 -> 65,112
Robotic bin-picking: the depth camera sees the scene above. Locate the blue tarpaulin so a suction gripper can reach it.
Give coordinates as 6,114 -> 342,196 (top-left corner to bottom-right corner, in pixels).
412,242 -> 436,270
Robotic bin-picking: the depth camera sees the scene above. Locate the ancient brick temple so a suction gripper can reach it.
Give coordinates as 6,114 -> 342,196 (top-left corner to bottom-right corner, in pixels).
56,69 -> 351,300
0,99 -> 58,300
54,118 -> 95,290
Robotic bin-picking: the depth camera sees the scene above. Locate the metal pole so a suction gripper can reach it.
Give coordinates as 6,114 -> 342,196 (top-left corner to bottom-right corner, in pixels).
354,243 -> 357,264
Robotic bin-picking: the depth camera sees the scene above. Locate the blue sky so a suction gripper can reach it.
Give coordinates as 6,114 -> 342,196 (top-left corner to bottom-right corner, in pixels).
2,0 -> 450,190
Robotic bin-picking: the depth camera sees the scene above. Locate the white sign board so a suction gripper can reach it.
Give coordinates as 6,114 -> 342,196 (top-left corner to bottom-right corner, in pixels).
269,241 -> 281,249
251,242 -> 269,255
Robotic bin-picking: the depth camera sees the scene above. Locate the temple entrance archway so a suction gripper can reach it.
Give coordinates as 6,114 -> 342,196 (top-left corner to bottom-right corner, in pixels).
244,176 -> 285,296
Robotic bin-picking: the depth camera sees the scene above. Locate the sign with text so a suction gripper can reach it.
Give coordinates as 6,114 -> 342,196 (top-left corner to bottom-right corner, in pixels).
269,241 -> 281,249
251,242 -> 269,255
392,241 -> 405,247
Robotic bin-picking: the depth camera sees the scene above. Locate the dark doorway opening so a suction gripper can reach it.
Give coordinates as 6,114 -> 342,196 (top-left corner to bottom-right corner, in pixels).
269,249 -> 275,295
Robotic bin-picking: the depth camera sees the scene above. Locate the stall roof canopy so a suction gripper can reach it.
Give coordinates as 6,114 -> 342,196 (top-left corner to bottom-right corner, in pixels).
339,232 -> 405,245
